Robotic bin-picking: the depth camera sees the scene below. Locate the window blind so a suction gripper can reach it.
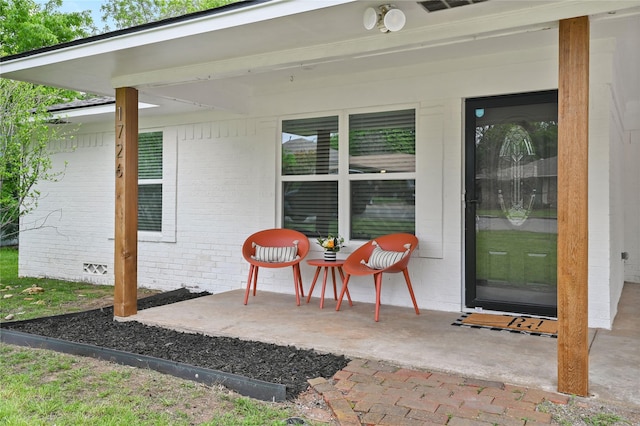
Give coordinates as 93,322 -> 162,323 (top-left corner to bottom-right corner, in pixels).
349,109 -> 415,173
138,184 -> 162,232
139,132 -> 163,180
282,116 -> 339,176
138,131 -> 163,232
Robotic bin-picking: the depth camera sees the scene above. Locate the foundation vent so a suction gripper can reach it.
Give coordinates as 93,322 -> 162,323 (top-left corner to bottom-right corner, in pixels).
83,263 -> 108,275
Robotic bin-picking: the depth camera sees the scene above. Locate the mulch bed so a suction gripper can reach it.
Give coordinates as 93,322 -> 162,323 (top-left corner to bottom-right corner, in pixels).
2,289 -> 349,399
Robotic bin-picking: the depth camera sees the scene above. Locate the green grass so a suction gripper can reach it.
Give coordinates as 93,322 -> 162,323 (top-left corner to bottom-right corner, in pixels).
0,248 -> 316,425
0,247 -> 157,322
351,217 -> 414,240
477,209 -> 557,219
584,413 -> 628,426
476,230 -> 557,285
0,344 -> 299,425
0,246 -> 19,279
283,199 -> 414,241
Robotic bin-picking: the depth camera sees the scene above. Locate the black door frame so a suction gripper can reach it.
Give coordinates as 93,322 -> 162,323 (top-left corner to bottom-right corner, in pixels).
464,90 -> 558,317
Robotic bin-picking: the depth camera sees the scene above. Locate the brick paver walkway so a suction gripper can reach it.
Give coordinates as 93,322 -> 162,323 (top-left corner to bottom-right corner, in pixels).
309,359 -> 570,426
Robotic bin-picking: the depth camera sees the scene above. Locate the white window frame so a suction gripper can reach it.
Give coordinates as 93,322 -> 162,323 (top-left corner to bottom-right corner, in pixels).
278,104 -> 419,249
138,128 -> 177,243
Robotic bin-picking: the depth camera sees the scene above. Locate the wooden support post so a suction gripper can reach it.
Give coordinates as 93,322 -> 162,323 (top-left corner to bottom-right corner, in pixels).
557,16 -> 589,397
114,87 -> 139,317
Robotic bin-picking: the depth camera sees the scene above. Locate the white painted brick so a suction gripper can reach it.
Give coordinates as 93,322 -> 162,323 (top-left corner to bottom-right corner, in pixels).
17,41 -> 633,327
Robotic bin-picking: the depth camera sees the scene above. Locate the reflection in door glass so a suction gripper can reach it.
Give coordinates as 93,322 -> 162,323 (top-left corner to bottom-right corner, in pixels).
469,95 -> 558,316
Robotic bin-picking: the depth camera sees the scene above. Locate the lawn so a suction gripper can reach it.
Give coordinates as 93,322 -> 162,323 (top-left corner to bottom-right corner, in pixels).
0,344 -> 306,425
0,247 -> 158,322
0,247 -> 325,425
476,230 -> 557,286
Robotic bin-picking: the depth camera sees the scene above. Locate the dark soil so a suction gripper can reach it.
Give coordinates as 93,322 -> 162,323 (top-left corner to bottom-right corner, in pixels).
3,289 -> 349,399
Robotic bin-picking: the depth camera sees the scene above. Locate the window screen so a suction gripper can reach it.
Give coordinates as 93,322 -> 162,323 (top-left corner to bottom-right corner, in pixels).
281,109 -> 416,240
349,110 -> 416,240
138,184 -> 162,231
139,132 -> 163,179
282,116 -> 338,175
138,132 -> 162,232
350,179 -> 415,240
283,181 -> 338,237
349,109 -> 415,173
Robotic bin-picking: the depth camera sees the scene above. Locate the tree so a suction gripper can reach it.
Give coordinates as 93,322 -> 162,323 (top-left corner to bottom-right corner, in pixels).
0,0 -> 95,56
1,0 -> 241,240
0,81 -> 72,237
0,0 -> 93,240
100,0 -> 238,31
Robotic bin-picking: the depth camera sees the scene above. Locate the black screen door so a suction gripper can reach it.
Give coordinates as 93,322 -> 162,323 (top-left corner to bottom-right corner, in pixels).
465,91 -> 558,317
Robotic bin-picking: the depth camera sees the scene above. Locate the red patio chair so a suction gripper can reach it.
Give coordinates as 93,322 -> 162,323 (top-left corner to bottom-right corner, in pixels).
242,228 -> 309,306
335,233 -> 419,321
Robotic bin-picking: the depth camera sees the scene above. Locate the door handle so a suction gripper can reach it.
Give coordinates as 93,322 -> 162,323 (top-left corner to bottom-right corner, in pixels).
465,198 -> 479,210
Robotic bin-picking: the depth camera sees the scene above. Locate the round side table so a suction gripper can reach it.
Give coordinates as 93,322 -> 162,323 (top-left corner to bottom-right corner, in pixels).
306,258 -> 352,309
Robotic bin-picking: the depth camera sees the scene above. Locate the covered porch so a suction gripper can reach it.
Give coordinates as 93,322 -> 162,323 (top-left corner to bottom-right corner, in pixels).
123,282 -> 640,409
2,0 -> 639,401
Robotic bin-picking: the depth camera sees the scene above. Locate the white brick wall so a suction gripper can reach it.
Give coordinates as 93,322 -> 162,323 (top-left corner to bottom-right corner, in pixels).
20,132 -> 114,284
624,130 -> 640,284
18,30 -> 634,327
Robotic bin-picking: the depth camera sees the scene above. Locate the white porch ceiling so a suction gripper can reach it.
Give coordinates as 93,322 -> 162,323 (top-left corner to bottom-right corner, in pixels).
1,0 -> 639,121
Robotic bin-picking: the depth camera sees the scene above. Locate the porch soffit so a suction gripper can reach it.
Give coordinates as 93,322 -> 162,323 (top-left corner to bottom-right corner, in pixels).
108,1 -> 640,91
1,0 -> 639,118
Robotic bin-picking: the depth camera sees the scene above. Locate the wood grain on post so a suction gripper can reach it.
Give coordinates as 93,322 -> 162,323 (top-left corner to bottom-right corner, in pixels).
557,16 -> 589,397
114,87 -> 139,317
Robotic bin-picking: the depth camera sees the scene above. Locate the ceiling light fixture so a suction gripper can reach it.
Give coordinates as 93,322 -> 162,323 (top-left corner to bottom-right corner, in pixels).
363,4 -> 406,33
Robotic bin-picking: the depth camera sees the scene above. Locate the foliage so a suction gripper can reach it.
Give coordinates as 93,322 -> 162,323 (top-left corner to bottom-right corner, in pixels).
0,80 -> 77,237
0,0 -> 94,239
100,0 -> 239,30
0,0 -> 94,56
316,234 -> 344,252
349,128 -> 415,157
474,121 -> 558,177
583,413 -> 626,426
0,0 -> 246,239
281,150 -> 319,175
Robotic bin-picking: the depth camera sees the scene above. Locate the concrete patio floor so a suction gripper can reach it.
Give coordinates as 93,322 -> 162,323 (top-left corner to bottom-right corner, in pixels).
127,282 -> 640,409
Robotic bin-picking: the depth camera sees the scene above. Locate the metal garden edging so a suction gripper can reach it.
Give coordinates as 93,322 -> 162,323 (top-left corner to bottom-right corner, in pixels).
0,329 -> 287,402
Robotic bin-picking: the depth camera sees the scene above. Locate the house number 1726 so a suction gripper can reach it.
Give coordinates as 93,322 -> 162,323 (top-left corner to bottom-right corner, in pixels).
116,108 -> 124,178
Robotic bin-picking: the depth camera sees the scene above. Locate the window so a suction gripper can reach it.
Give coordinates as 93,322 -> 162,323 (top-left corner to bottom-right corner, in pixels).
349,109 -> 416,239
281,109 -> 416,240
138,131 -> 162,232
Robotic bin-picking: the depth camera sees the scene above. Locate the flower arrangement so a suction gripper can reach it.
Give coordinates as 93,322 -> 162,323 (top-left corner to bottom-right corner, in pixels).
316,234 -> 345,252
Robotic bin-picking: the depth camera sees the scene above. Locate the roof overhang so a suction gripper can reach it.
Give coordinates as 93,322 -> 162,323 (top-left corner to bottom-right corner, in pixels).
2,0 -> 639,122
